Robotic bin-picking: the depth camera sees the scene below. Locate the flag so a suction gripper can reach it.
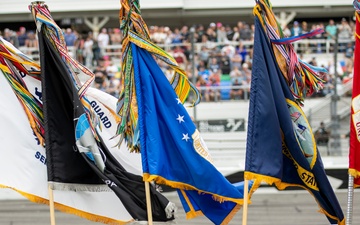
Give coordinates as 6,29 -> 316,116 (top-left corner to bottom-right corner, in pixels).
0,70 -> 136,225
244,3 -> 345,224
131,42 -> 251,225
117,1 -> 252,224
23,1 -> 175,222
0,35 -> 174,224
34,4 -> 175,222
0,38 -> 134,224
349,1 -> 360,188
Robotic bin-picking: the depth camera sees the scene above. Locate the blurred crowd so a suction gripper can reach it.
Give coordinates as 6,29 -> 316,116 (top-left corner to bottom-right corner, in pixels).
1,17 -> 356,101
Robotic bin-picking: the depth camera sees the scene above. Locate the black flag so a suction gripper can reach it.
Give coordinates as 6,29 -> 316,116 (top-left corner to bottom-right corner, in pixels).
39,26 -> 174,221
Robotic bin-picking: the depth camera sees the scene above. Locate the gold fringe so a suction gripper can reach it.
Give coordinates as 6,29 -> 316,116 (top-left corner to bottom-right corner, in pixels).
318,208 -> 346,225
349,169 -> 360,179
220,204 -> 242,225
0,185 -> 132,225
143,173 -> 247,204
181,188 -> 242,225
245,172 -> 345,225
185,210 -> 203,220
179,189 -> 197,214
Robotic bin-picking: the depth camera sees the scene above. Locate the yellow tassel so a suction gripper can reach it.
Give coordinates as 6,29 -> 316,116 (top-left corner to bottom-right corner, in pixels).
349,169 -> 360,179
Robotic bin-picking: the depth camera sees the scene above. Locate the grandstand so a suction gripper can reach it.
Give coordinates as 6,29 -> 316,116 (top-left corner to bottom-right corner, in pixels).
1,0 -> 354,180
1,0 -> 355,31
0,2 -> 356,224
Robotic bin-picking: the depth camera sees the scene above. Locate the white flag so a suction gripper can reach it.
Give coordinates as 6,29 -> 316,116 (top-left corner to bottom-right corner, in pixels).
0,66 -> 142,224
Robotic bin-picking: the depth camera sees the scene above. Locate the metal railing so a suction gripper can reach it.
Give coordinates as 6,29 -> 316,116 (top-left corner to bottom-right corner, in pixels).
19,37 -> 353,62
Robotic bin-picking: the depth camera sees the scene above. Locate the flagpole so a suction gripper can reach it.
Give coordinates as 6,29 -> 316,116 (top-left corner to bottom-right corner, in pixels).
242,179 -> 249,225
190,26 -> 197,120
346,174 -> 354,225
48,184 -> 56,225
145,181 -> 153,225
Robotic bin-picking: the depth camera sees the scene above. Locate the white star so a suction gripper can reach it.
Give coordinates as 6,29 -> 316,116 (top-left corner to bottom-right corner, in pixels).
182,133 -> 190,142
176,98 -> 182,104
176,114 -> 185,123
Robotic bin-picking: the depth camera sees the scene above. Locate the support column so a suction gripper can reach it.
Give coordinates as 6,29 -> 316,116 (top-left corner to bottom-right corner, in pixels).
330,28 -> 342,156
275,11 -> 297,29
84,16 -> 110,38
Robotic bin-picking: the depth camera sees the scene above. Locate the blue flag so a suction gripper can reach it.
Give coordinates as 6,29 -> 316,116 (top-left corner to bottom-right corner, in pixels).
131,42 -> 251,225
245,16 -> 344,225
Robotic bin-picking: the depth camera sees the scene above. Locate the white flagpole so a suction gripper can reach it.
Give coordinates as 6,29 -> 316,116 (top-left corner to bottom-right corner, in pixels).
145,181 -> 153,225
346,174 -> 354,225
242,179 -> 249,225
48,184 -> 56,225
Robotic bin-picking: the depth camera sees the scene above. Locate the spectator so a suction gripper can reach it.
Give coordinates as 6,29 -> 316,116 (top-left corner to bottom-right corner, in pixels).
171,28 -> 183,44
83,34 -> 94,67
93,62 -> 108,91
180,25 -> 190,42
206,26 -> 217,42
241,63 -> 252,98
172,46 -> 187,68
314,122 -> 330,146
110,28 -> 122,46
17,27 -> 27,47
240,24 -> 252,41
314,23 -> 326,53
231,26 -> 240,41
225,24 -> 235,41
74,34 -> 85,64
326,19 -> 337,40
283,25 -> 291,37
291,21 -> 302,36
216,23 -> 228,43
153,26 -> 166,44
345,42 -> 354,59
208,70 -> 222,101
230,54 -> 243,71
197,65 -> 211,82
242,63 -> 252,84
300,21 -> 310,53
338,18 -> 352,52
235,41 -> 248,65
196,76 -> 210,102
92,39 -> 101,66
308,57 -> 318,66
93,70 -> 108,91
219,51 -> 231,75
326,19 -> 338,52
196,24 -> 205,43
221,41 -> 236,58
198,46 -> 210,67
97,28 -> 110,55
201,34 -> 216,50
208,57 -> 221,73
24,31 -> 38,58
250,24 -> 255,41
3,28 -> 18,47
291,21 -> 302,53
163,27 -> 173,45
229,66 -> 246,100
64,28 -> 77,47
